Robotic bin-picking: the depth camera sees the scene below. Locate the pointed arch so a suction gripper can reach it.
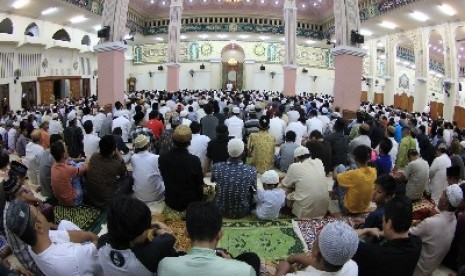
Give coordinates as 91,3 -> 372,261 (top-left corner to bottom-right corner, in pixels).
24,22 -> 39,37
81,35 -> 91,46
0,18 -> 13,34
52,29 -> 71,42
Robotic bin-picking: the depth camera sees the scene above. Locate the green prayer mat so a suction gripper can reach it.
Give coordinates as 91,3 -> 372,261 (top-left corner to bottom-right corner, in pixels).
219,220 -> 305,260
54,204 -> 102,231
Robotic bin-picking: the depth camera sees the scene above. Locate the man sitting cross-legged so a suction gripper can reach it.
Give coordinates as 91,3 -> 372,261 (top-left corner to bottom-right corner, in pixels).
158,201 -> 260,276
6,199 -> 102,276
274,221 -> 359,276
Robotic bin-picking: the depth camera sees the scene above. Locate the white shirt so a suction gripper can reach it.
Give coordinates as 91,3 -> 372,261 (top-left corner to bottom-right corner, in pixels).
286,260 -> 358,276
49,120 -> 64,135
93,113 -> 106,133
81,115 -> 94,125
131,150 -> 165,202
286,122 -> 307,146
29,238 -> 102,276
7,128 -> 16,151
287,110 -> 300,123
255,188 -> 286,220
268,117 -> 287,145
188,134 -> 211,169
159,106 -> 171,117
112,116 -> 131,143
83,134 -> 100,161
306,117 -> 323,135
317,115 -> 331,134
429,153 -> 451,203
225,115 -> 244,140
25,142 -> 44,185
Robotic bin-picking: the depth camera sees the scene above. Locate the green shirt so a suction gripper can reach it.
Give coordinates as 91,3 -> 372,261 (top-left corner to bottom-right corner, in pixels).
157,247 -> 255,276
396,136 -> 417,168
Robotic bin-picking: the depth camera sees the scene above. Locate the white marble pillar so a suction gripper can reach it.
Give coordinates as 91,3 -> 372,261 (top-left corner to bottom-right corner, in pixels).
166,0 -> 183,91
283,0 -> 297,96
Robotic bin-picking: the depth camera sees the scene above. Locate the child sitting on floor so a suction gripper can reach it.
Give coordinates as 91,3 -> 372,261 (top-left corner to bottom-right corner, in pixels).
352,174 -> 398,230
375,137 -> 393,176
255,170 -> 285,220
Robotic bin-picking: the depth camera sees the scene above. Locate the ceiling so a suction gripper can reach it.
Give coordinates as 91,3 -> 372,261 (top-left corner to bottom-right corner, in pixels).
129,0 -> 333,21
0,0 -> 102,34
359,0 -> 465,39
1,0 -> 465,51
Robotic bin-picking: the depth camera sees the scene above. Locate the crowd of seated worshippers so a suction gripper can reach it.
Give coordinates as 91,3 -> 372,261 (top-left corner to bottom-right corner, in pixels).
0,90 -> 465,275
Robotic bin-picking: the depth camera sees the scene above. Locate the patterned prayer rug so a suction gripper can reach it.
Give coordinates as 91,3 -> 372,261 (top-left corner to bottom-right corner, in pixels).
412,197 -> 436,222
153,213 -> 191,252
293,213 -> 369,251
54,204 -> 102,231
218,220 -> 305,261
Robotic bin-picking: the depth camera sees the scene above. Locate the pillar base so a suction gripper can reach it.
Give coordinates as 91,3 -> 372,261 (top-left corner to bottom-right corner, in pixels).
166,63 -> 180,92
283,65 -> 297,96
331,46 -> 367,112
94,42 -> 127,108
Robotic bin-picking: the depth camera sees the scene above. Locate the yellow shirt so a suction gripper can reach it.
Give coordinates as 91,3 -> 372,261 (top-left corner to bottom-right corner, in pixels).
337,167 -> 376,213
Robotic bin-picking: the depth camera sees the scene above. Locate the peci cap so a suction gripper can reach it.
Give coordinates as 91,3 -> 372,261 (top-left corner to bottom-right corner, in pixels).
227,139 -> 244,158
294,146 -> 310,158
172,125 -> 192,143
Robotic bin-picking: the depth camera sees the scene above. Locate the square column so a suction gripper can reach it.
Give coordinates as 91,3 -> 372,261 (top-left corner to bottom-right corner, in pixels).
283,66 -> 297,96
94,42 -> 127,107
166,63 -> 180,92
331,46 -> 367,112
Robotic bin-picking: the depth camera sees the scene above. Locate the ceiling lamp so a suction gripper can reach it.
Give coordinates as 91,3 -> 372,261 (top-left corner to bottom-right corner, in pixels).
379,21 -> 397,29
360,29 -> 373,36
224,0 -> 242,2
410,11 -> 429,22
69,16 -> 87,24
438,4 -> 456,16
41,7 -> 58,15
11,0 -> 29,9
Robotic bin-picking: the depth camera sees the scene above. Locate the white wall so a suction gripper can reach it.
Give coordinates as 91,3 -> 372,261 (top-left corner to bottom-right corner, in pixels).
0,13 -> 98,110
125,61 -> 336,94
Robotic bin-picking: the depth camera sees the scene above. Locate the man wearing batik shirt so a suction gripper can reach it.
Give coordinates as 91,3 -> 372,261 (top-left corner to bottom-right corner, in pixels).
212,139 -> 257,218
130,112 -> 155,150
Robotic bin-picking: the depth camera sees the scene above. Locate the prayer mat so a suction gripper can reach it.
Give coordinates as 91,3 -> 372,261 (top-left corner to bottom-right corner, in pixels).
293,219 -> 346,251
218,220 -> 305,260
412,197 -> 436,222
54,204 -> 102,231
153,213 -> 191,252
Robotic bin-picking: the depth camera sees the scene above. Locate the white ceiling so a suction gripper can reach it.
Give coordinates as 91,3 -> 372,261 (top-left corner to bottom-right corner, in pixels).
360,0 -> 465,39
0,0 -> 102,34
1,0 -> 464,50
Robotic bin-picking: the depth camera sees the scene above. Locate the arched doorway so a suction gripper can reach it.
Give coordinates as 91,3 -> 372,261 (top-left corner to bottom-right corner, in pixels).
221,43 -> 245,91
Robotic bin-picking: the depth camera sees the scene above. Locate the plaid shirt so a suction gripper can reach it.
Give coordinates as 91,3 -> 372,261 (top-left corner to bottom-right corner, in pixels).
212,159 -> 257,218
3,202 -> 44,275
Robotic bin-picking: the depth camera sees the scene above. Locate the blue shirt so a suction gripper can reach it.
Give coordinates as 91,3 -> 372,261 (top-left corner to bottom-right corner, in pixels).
395,124 -> 402,143
375,155 -> 392,176
363,205 -> 385,230
212,159 -> 257,218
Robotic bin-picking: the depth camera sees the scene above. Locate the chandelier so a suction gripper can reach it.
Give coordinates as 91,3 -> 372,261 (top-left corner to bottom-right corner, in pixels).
223,0 -> 242,2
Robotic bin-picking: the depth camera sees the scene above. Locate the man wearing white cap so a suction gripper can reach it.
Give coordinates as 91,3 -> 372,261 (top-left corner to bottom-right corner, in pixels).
212,139 -> 257,218
282,146 -> 329,219
131,134 -> 165,202
224,107 -> 244,140
410,184 -> 463,276
275,221 -> 359,275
